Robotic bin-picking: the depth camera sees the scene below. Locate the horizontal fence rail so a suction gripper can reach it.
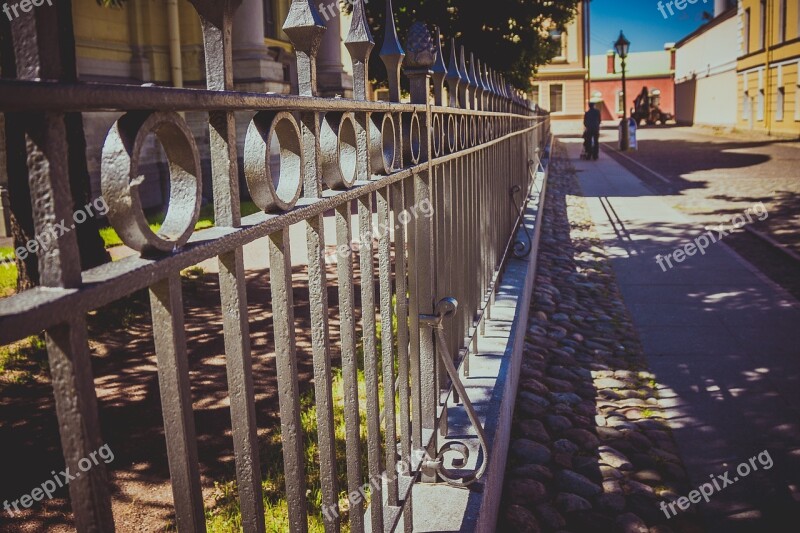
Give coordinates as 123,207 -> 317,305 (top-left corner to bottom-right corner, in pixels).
0,0 -> 550,532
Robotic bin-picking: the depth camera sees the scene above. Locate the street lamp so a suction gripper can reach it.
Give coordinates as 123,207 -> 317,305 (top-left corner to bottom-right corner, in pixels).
614,30 -> 630,151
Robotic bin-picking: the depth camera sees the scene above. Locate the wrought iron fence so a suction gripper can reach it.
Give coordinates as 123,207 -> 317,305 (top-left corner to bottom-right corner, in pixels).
0,0 -> 549,531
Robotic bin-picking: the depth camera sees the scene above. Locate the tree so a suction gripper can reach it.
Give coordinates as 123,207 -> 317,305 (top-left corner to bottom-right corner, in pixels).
346,0 -> 582,91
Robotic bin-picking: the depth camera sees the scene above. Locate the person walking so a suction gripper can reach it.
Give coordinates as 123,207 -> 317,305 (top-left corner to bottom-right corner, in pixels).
583,102 -> 601,160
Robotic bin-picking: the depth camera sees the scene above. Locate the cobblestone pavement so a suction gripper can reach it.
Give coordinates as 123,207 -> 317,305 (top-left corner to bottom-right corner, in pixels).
499,148 -> 703,533
599,126 -> 799,248
596,125 -> 800,301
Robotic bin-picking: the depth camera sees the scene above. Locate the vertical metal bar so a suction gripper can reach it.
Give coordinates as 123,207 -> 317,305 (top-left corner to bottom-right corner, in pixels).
358,193 -> 384,530
217,247 -> 265,532
406,54 -> 437,482
435,157 -> 450,410
405,179 -> 422,454
195,3 -> 266,529
268,229 -> 308,533
334,202 -> 365,533
285,8 -> 339,529
391,179 -> 413,533
479,121 -> 487,331
149,273 -> 206,532
413,162 -> 438,484
7,9 -> 115,528
306,214 -> 340,533
457,148 -> 467,345
468,149 -> 478,356
443,157 -> 456,410
45,318 -> 115,532
378,185 -> 399,507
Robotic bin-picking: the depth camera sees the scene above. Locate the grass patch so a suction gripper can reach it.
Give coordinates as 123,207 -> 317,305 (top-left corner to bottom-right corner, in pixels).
99,201 -> 262,249
0,247 -> 16,297
0,335 -> 48,390
206,322 -> 395,533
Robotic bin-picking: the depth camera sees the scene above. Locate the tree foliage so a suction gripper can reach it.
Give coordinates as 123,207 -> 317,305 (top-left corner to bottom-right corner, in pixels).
348,0 -> 582,91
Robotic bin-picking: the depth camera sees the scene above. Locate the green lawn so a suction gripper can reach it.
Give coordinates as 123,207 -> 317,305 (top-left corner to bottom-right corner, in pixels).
99,201 -> 262,249
206,322 -> 394,533
0,247 -> 16,297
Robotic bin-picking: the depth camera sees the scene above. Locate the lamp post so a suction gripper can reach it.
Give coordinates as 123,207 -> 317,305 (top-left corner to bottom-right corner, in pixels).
614,31 -> 630,151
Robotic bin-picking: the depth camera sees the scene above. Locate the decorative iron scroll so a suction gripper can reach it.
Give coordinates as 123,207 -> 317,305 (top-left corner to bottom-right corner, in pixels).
420,298 -> 489,486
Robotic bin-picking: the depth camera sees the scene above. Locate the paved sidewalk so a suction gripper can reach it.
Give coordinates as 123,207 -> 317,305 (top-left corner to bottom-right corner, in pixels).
563,136 -> 800,531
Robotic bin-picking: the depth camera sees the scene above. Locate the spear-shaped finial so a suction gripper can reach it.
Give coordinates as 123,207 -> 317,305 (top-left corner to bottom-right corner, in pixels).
345,0 -> 374,101
458,45 -> 470,108
468,52 -> 478,89
380,0 -> 405,102
283,0 -> 326,96
431,26 -> 447,105
446,39 -> 461,107
475,58 -> 488,110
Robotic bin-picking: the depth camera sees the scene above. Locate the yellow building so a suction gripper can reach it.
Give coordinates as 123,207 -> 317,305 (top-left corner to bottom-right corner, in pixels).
71,0 -> 301,92
531,0 -> 589,121
737,0 -> 800,137
65,0 -> 352,209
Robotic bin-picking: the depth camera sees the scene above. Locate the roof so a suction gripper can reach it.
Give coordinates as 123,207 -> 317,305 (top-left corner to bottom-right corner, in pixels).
589,50 -> 673,81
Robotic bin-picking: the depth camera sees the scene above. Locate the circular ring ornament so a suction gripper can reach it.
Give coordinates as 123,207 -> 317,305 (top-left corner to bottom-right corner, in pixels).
432,114 -> 443,157
101,111 -> 201,254
321,112 -> 358,189
369,113 -> 396,175
244,111 -> 303,213
403,112 -> 422,164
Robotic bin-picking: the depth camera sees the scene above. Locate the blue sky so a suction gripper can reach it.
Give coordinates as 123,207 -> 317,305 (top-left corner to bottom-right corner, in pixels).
589,0 -> 718,55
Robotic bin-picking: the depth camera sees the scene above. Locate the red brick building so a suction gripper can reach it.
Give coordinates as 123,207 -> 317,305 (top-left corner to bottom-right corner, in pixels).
587,46 -> 676,122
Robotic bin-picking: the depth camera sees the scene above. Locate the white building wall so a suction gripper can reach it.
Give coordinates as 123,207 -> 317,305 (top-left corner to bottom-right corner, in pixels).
674,14 -> 738,126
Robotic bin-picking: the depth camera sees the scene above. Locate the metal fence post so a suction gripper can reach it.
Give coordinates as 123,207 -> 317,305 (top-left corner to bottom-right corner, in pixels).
403,22 -> 438,483
4,4 -> 115,531
284,3 -> 341,532
191,1 -> 267,531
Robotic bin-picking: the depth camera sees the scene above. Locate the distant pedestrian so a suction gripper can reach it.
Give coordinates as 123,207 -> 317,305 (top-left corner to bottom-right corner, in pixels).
583,102 -> 601,160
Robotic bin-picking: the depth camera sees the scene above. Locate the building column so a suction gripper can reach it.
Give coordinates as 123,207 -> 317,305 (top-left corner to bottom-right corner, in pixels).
233,0 -> 287,92
317,9 -> 353,97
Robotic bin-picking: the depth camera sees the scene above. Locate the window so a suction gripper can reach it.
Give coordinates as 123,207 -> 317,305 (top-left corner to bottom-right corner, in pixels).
549,84 -> 564,113
264,0 -> 277,39
550,30 -> 567,61
796,63 -> 800,121
779,0 -> 787,43
617,91 -> 625,115
757,89 -> 764,121
795,85 -> 800,121
743,9 -> 750,55
777,87 -> 785,121
760,0 -> 766,50
531,84 -> 540,106
743,92 -> 751,120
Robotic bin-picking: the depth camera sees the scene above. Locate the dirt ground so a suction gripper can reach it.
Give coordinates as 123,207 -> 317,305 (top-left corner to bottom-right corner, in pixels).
0,259 -> 368,532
